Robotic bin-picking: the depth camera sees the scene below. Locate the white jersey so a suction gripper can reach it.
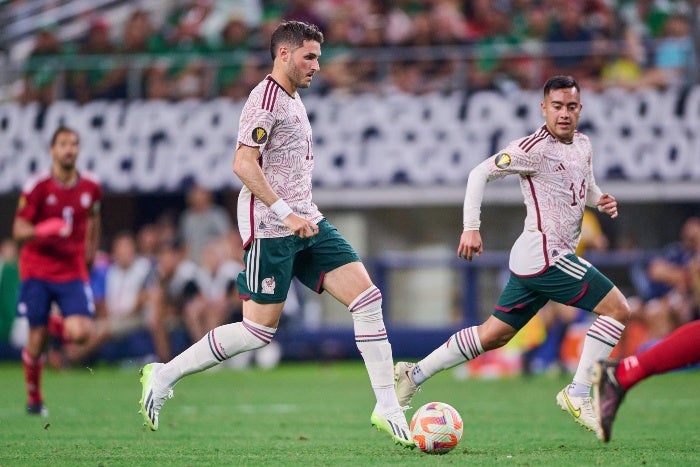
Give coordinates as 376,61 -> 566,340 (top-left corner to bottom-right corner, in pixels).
465,125 -> 603,276
105,256 -> 152,318
236,75 -> 323,247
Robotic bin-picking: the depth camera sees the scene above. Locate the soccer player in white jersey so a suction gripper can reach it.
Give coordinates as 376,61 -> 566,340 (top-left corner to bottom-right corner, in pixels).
139,20 -> 413,447
395,75 -> 630,439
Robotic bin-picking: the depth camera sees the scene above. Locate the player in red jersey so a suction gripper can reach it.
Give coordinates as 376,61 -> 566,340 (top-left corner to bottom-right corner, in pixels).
13,126 -> 102,416
593,319 -> 700,442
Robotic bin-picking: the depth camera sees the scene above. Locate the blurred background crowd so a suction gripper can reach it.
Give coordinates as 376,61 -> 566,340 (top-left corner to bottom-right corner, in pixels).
1,0 -> 697,105
0,0 -> 699,376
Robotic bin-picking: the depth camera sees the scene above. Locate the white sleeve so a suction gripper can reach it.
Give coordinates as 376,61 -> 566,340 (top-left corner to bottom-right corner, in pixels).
585,153 -> 604,208
462,160 -> 491,231
585,182 -> 604,208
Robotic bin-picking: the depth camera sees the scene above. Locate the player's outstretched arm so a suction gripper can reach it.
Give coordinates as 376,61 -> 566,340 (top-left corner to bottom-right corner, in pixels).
596,193 -> 618,219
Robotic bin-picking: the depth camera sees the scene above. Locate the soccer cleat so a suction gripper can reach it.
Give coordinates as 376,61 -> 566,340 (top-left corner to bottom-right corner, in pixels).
371,407 -> 415,448
27,402 -> 49,417
592,359 -> 627,442
139,363 -> 173,431
394,362 -> 421,408
556,386 -> 601,438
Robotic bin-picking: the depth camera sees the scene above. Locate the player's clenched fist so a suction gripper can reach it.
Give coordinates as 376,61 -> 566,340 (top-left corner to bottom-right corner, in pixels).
458,230 -> 482,261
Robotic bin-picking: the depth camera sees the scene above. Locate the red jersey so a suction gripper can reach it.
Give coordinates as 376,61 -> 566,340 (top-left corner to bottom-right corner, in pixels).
16,171 -> 102,282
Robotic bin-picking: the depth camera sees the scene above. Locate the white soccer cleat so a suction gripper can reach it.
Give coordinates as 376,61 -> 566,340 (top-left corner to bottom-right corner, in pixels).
370,406 -> 414,448
394,361 -> 421,408
556,386 -> 601,438
139,363 -> 173,431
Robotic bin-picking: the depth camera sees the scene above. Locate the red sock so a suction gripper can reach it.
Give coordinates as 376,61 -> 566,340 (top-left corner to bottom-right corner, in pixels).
22,348 -> 44,405
616,320 -> 700,390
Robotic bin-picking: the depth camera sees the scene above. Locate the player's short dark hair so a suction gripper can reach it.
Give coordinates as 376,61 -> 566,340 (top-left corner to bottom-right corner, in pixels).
269,20 -> 323,61
543,75 -> 579,97
50,126 -> 79,146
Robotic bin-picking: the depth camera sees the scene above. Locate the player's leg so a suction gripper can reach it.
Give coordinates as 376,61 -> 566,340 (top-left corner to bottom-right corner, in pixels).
301,220 -> 411,447
139,238 -> 287,430
140,300 -> 282,430
616,318 -> 700,388
395,274 -> 543,406
593,319 -> 700,442
24,326 -> 49,415
568,285 -> 628,396
546,256 -> 627,436
322,262 -> 412,447
17,279 -> 52,415
53,280 -> 96,364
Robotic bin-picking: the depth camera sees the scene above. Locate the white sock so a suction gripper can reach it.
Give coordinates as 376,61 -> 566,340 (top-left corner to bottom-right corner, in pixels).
349,285 -> 398,412
414,326 -> 483,385
157,318 -> 276,388
569,315 -> 625,397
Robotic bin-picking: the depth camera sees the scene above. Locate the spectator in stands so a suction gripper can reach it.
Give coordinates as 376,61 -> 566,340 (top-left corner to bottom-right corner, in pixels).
544,3 -> 597,84
193,237 -> 244,340
429,0 -> 468,46
641,216 -> 700,339
68,17 -> 128,102
215,15 -> 252,98
636,14 -> 694,89
599,28 -> 646,90
66,231 -> 153,363
148,239 -> 208,362
618,0 -> 672,40
470,7 -> 522,93
18,26 -> 64,105
281,0 -> 326,31
157,0 -> 213,100
178,183 -> 233,263
120,9 -> 168,99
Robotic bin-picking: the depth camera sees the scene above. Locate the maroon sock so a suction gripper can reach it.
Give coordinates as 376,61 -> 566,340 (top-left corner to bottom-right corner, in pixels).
22,348 -> 44,406
616,320 -> 700,390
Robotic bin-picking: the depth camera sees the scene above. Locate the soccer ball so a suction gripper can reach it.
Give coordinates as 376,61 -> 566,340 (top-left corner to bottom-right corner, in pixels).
410,401 -> 463,454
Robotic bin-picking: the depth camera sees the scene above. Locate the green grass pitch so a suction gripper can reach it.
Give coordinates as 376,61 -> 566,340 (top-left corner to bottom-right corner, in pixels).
0,361 -> 698,465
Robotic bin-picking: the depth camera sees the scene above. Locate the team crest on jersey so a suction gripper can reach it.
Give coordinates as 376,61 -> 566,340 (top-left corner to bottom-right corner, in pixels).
80,192 -> 92,208
261,277 -> 276,294
47,194 -> 57,205
495,153 -> 511,169
252,127 -> 268,144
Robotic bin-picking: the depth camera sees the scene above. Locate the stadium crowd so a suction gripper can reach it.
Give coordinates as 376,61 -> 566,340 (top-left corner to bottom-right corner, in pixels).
12,0 -> 697,104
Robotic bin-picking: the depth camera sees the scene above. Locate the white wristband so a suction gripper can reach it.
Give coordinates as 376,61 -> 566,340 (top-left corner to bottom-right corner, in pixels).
270,199 -> 293,220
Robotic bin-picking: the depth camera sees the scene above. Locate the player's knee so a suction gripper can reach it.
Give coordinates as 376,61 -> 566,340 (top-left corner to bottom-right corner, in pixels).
218,320 -> 276,358
602,298 -> 631,324
348,286 -> 383,322
65,326 -> 90,344
477,325 -> 515,350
